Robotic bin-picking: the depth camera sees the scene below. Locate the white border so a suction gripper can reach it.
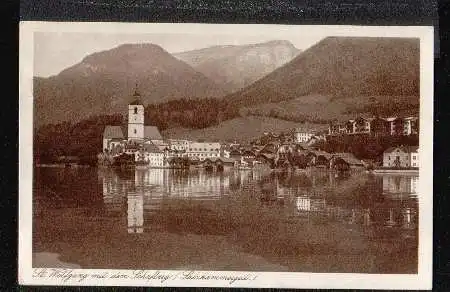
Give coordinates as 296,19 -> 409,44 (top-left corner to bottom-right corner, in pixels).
19,22 -> 434,289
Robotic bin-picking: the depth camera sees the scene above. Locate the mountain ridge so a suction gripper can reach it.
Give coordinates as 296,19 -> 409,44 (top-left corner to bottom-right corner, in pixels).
174,40 -> 301,92
226,36 -> 420,108
34,43 -> 227,127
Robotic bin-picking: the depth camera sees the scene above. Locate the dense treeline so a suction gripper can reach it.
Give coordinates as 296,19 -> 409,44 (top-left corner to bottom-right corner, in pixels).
34,98 -> 240,163
312,134 -> 419,162
35,114 -> 124,164
144,98 -> 239,130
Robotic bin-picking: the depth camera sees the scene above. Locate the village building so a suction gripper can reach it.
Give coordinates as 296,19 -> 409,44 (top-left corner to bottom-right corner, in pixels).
403,117 -> 419,135
383,146 -> 419,168
328,116 -> 418,137
168,139 -> 189,152
330,152 -> 365,169
294,129 -> 315,143
186,142 -> 221,161
135,143 -> 164,167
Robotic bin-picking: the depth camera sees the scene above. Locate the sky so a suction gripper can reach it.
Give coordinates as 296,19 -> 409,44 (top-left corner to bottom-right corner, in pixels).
34,32 -> 325,77
33,24 -> 430,78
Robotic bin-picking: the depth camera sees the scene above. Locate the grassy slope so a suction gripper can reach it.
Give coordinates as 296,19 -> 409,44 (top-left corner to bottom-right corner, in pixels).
245,94 -> 420,123
163,116 -> 328,143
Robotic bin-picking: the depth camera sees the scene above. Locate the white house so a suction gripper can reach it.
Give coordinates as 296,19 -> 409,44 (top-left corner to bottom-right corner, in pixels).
187,142 -> 221,161
294,130 -> 315,143
383,146 -> 419,168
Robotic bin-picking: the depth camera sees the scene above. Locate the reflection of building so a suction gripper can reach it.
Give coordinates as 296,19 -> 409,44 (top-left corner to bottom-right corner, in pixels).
296,196 -> 326,212
382,175 -> 419,194
166,170 -> 230,198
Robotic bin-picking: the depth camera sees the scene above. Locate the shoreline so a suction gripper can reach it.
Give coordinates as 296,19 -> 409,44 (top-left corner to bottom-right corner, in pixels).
372,169 -> 419,175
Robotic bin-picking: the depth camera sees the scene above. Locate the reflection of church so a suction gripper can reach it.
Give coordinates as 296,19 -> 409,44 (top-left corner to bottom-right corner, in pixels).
99,168 -> 231,234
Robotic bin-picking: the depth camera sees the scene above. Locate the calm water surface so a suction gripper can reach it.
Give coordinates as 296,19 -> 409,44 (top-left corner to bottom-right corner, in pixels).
33,167 -> 418,273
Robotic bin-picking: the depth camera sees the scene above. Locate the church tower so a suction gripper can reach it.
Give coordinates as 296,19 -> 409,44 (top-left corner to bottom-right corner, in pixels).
128,85 -> 145,142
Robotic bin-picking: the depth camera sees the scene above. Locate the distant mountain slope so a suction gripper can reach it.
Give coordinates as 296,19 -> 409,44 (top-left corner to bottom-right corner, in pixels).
163,116 -> 327,143
174,40 -> 300,93
226,37 -> 420,108
245,94 -> 420,123
34,43 -> 227,127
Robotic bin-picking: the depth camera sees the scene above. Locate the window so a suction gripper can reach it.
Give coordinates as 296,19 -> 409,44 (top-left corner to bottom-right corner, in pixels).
134,107 -> 138,114
134,129 -> 137,134
413,156 -> 416,160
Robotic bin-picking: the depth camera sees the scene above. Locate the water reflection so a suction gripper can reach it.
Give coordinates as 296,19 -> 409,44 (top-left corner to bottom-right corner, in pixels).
98,168 -> 419,235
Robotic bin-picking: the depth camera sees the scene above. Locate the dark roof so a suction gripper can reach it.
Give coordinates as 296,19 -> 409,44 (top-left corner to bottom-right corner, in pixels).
144,126 -> 163,140
332,153 -> 363,166
203,157 -> 235,164
103,126 -> 124,139
257,153 -> 275,160
144,142 -> 162,153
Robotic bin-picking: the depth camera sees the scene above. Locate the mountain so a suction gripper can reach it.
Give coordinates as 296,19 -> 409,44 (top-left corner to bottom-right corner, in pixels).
34,43 -> 227,126
226,37 -> 420,111
174,40 -> 300,93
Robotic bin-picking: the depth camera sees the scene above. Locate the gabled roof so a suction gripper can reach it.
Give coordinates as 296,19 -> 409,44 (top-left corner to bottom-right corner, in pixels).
310,150 -> 332,159
103,126 -> 124,139
384,117 -> 399,122
144,126 -> 163,140
384,146 -> 419,154
257,153 -> 275,160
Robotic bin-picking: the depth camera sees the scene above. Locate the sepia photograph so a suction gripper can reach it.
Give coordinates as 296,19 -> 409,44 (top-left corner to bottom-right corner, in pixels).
19,22 -> 433,289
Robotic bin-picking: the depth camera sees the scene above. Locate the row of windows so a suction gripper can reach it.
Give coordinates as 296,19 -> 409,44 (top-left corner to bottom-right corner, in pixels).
189,148 -> 219,152
188,153 -> 218,157
387,155 -> 418,160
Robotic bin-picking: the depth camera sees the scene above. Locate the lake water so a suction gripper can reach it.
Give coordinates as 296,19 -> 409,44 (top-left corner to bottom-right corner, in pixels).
33,167 -> 419,273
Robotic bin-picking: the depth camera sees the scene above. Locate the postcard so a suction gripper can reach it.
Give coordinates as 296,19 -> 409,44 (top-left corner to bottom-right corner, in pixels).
19,22 -> 433,289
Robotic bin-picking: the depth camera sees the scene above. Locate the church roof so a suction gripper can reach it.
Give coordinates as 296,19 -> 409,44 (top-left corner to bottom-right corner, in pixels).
103,126 -> 124,139
144,126 -> 163,140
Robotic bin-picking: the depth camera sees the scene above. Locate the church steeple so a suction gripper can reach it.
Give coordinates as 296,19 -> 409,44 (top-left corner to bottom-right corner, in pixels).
130,82 -> 142,105
128,84 -> 145,141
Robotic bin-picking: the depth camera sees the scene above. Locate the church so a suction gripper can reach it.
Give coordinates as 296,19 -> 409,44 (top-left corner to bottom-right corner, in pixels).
102,88 -> 165,166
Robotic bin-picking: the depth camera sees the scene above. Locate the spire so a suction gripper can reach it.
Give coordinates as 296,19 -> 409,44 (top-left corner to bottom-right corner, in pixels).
130,82 -> 142,105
